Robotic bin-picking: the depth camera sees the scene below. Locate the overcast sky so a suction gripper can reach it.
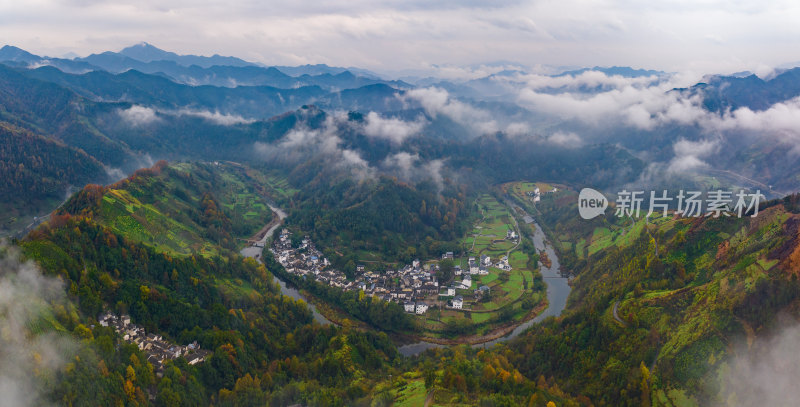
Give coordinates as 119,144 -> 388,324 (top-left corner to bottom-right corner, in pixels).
2,0 -> 799,77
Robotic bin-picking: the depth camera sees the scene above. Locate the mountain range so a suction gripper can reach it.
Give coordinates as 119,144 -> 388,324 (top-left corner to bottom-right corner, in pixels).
3,42 -> 800,235
4,42 -> 800,407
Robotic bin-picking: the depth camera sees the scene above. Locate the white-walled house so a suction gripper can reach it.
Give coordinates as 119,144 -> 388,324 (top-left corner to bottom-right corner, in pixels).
469,257 -> 480,274
458,275 -> 472,289
452,295 -> 463,309
415,302 -> 428,314
404,302 -> 416,313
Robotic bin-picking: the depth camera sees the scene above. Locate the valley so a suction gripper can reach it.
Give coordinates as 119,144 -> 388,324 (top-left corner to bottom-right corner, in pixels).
237,181 -> 555,345
4,37 -> 800,406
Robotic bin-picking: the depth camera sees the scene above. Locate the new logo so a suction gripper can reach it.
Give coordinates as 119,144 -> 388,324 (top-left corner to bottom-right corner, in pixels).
578,188 -> 608,220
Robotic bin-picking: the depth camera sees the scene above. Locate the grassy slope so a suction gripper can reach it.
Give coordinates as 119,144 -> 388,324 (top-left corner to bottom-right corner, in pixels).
59,161 -> 273,257
509,191 -> 800,406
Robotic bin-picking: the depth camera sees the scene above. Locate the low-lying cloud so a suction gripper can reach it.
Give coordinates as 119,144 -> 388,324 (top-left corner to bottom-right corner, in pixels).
511,70 -> 662,92
382,152 -> 446,190
362,111 -> 426,144
253,111 -> 454,185
514,69 -> 800,150
667,138 -> 719,174
118,105 -> 254,127
547,131 -> 583,148
118,105 -> 160,126
255,113 -> 376,181
176,109 -> 255,125
717,319 -> 800,406
402,87 -> 499,135
0,242 -> 75,407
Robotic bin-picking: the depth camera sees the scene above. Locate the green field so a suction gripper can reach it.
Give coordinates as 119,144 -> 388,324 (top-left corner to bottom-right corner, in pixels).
87,162 -> 273,257
417,192 -> 545,335
463,194 -> 517,257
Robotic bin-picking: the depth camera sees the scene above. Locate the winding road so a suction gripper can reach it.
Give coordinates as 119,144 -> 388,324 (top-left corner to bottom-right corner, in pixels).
613,300 -> 626,326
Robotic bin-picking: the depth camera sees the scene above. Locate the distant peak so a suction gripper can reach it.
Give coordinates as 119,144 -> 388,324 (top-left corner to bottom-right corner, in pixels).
119,42 -> 174,63
121,42 -> 165,52
132,41 -> 157,49
0,45 -> 42,62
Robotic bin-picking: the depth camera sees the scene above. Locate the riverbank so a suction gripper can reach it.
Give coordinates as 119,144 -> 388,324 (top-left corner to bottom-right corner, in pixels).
241,196 -> 571,356
398,200 -> 572,355
395,298 -> 550,347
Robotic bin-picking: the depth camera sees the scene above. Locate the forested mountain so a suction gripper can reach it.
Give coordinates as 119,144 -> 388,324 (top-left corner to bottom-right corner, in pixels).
0,122 -> 108,233
14,157 -> 800,406
58,161 -> 273,254
11,160 -> 581,406
503,191 -> 800,406
5,41 -> 800,406
685,67 -> 800,112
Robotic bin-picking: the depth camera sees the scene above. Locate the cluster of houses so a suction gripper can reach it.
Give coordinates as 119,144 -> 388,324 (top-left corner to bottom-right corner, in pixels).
99,312 -> 210,376
272,229 -> 507,314
462,254 -> 512,276
273,229 -> 443,314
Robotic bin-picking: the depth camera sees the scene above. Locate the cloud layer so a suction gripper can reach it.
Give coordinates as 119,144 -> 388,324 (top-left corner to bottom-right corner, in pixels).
718,319 -> 800,406
3,0 -> 800,75
118,105 -> 254,126
362,111 -> 425,144
254,113 -> 376,181
0,243 -> 75,407
403,87 -> 499,135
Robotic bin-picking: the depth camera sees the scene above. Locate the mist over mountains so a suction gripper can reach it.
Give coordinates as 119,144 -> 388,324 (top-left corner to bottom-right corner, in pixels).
2,42 -> 800,233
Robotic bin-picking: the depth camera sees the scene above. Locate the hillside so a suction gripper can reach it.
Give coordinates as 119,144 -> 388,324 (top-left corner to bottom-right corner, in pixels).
13,161 -> 580,406
503,192 -> 800,406
0,122 -> 108,233
57,161 -> 273,256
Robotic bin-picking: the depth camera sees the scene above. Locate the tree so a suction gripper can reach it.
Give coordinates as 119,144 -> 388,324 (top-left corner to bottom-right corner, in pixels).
424,367 -> 436,390
438,259 -> 455,283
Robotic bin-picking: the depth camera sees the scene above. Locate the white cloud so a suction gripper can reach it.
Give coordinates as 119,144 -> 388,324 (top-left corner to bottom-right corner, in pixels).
254,113 -> 377,181
118,105 -> 160,126
381,151 -> 446,190
515,73 -> 705,130
504,122 -> 530,137
511,70 -> 662,91
0,243 -> 75,407
667,138 -> 719,174
5,0 -> 800,75
362,112 -> 426,144
118,106 -> 254,126
176,109 -> 254,125
403,87 -> 498,135
547,131 -> 582,148
718,319 -> 800,407
707,97 -> 800,151
382,151 -> 420,179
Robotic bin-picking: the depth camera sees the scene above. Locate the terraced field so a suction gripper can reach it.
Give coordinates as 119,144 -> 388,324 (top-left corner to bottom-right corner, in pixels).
417,193 -> 545,337
76,161 -> 273,257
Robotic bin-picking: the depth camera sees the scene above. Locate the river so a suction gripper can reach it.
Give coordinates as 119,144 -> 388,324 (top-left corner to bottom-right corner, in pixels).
239,204 -> 331,325
397,203 -> 572,356
240,202 -> 571,355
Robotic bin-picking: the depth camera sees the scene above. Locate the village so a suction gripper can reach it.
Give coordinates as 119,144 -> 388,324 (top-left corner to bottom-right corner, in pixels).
99,312 -> 211,376
271,228 -> 519,315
